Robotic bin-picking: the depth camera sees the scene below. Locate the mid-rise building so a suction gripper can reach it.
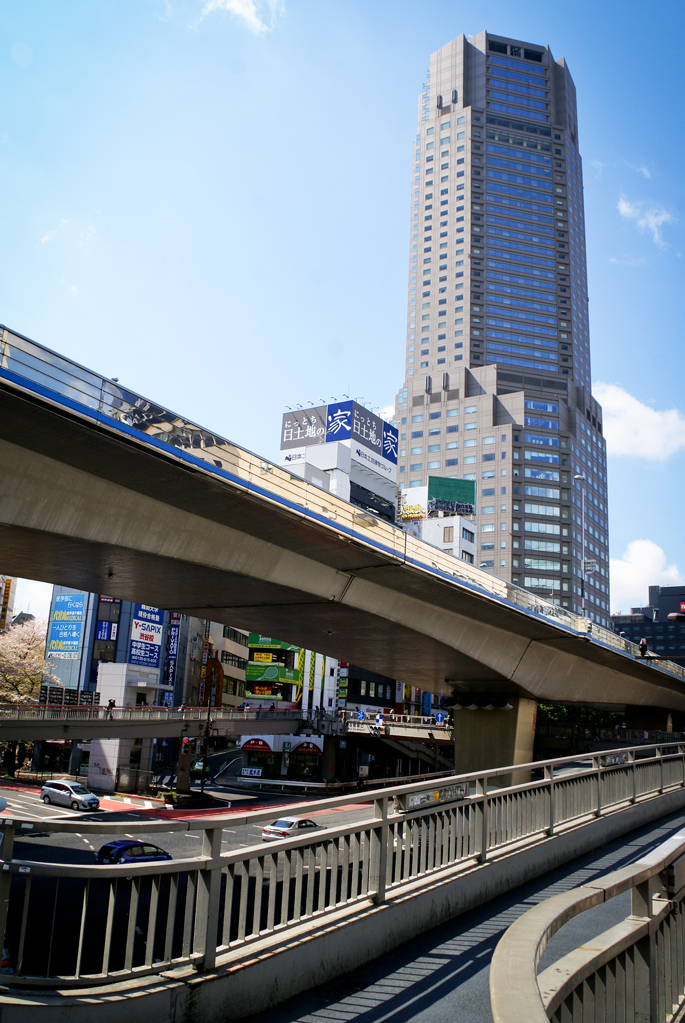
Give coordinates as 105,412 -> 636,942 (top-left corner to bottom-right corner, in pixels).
612,586 -> 685,669
394,30 -> 610,626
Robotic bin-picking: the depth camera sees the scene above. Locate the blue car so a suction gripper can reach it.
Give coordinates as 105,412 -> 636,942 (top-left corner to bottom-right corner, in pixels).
96,840 -> 172,864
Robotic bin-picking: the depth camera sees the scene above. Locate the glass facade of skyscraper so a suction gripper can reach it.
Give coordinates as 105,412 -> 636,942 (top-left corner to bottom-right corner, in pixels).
394,31 -> 610,626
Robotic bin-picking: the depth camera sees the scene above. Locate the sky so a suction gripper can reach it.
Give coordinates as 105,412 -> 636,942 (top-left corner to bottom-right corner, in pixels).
2,0 -> 684,620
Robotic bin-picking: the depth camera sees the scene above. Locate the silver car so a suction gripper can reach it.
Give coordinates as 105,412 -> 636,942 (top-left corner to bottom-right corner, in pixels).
262,816 -> 325,841
40,780 -> 99,811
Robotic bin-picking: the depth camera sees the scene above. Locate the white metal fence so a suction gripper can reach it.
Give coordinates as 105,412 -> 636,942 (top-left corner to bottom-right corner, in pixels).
0,743 -> 684,988
490,825 -> 685,1022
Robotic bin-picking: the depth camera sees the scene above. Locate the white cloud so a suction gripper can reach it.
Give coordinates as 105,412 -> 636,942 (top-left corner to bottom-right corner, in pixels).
593,383 -> 685,460
610,540 -> 683,615
590,159 -> 603,180
617,194 -> 674,247
198,0 -> 282,32
608,254 -> 648,266
13,579 -> 53,618
39,218 -> 70,245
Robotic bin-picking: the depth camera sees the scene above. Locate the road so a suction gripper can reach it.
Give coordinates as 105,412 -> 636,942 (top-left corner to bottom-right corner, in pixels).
0,781 -> 375,862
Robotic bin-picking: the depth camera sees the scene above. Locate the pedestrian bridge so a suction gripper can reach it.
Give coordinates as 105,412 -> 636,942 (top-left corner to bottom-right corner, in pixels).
1,742 -> 685,1022
0,323 -> 683,722
0,705 -> 453,742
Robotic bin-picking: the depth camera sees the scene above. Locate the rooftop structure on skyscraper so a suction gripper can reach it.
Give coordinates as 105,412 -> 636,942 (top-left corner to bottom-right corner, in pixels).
394,30 -> 610,627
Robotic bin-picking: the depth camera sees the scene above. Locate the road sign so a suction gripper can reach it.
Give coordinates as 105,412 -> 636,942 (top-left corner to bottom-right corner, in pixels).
355,710 -> 365,721
375,713 -> 384,726
583,560 -> 598,574
435,711 -> 446,724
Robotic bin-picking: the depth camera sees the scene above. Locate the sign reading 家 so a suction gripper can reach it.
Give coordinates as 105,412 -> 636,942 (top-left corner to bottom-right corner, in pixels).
280,400 -> 398,473
129,604 -> 164,669
47,592 -> 86,659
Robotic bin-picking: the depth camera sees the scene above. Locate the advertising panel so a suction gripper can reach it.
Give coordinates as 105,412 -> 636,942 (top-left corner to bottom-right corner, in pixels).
399,486 -> 428,521
248,635 -> 300,651
47,592 -> 86,660
129,604 -> 164,669
246,663 -> 300,683
281,401 -> 398,475
165,612 -> 182,690
280,406 -> 327,450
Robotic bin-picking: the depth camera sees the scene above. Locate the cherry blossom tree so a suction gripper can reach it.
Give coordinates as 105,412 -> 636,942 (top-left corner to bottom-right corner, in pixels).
0,618 -> 58,703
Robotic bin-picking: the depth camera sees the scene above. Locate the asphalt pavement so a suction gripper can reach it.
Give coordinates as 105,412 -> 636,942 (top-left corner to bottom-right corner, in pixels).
0,781 -> 376,861
237,806 -> 685,1023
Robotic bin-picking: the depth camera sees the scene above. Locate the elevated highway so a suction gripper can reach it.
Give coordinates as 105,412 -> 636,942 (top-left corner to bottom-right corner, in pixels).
0,323 -> 683,773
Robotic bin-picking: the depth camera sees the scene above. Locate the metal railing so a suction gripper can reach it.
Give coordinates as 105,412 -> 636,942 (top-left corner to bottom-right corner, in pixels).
2,324 -> 681,683
0,705 -> 306,724
342,710 -> 452,733
0,742 -> 684,988
490,826 -> 685,1022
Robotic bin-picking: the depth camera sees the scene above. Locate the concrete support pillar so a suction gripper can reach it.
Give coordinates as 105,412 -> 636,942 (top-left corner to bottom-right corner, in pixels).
68,741 -> 81,777
322,734 -> 337,783
453,697 -> 536,786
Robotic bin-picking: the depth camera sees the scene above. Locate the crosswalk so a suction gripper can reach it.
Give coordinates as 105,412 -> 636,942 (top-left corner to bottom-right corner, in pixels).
0,787 -> 75,822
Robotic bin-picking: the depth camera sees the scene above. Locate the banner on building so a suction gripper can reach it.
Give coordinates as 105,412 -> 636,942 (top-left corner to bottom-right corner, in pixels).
165,612 -> 182,689
129,604 -> 164,669
47,592 -> 86,659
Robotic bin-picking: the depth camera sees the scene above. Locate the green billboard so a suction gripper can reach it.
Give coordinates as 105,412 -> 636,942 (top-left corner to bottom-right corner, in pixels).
427,477 -> 476,506
248,634 -> 300,651
246,662 -> 301,683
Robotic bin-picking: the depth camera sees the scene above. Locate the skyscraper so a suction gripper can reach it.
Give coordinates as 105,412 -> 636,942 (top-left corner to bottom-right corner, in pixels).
394,30 -> 610,627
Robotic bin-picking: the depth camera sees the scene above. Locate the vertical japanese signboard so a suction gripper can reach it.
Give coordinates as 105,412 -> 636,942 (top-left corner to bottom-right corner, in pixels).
47,592 -> 86,660
165,612 -> 182,690
128,604 -> 164,668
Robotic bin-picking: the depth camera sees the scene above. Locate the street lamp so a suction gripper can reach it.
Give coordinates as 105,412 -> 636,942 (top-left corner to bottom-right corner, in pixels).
574,473 -> 586,617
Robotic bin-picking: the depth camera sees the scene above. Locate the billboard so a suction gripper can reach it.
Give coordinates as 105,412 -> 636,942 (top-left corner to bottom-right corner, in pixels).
246,662 -> 300,683
248,634 -> 300,651
165,612 -> 182,689
129,604 -> 164,669
280,406 -> 327,450
280,400 -> 398,469
47,592 -> 86,660
399,478 -> 476,521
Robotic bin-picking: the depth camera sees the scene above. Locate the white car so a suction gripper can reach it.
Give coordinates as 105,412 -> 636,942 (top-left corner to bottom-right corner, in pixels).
261,816 -> 325,841
40,780 -> 99,811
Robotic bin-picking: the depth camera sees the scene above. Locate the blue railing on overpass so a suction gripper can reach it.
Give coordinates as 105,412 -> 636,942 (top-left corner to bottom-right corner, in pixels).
1,322 -> 683,683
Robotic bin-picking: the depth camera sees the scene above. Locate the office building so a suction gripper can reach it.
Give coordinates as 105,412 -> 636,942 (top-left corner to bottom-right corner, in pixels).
612,586 -> 685,669
394,30 -> 610,625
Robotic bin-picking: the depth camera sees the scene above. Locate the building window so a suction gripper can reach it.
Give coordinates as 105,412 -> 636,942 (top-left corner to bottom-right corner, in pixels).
443,526 -> 454,543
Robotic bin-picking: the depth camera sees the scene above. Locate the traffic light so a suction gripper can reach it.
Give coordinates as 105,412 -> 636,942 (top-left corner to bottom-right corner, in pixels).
181,737 -> 191,755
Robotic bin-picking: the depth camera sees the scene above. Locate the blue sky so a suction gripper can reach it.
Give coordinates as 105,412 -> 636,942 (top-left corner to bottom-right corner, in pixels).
2,0 -> 684,617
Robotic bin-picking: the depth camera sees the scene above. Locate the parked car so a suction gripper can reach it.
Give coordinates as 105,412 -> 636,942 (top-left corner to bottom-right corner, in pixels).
40,780 -> 99,811
96,840 -> 172,864
261,816 -> 325,841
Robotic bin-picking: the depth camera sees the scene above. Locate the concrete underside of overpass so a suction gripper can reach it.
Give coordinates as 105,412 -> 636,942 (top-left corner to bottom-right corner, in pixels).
0,382 -> 684,714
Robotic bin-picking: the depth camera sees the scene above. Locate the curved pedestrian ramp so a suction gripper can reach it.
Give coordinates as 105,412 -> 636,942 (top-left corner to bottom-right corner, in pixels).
491,823 -> 685,1021
2,743 -> 685,1021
